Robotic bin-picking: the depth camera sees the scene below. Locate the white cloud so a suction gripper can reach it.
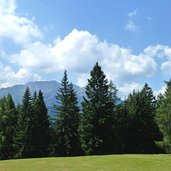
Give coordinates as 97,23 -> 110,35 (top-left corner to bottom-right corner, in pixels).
128,10 -> 137,17
0,0 -> 170,98
12,41 -> 53,71
125,20 -> 139,33
119,82 -> 143,99
154,86 -> 166,97
143,45 -> 171,75
0,0 -> 16,14
125,10 -> 139,32
144,45 -> 167,58
12,29 -> 157,84
0,0 -> 42,45
12,30 -> 100,73
0,65 -> 41,88
161,61 -> 171,74
76,73 -> 89,87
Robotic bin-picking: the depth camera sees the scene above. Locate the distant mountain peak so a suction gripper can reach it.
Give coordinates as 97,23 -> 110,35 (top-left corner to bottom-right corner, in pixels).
0,81 -> 85,116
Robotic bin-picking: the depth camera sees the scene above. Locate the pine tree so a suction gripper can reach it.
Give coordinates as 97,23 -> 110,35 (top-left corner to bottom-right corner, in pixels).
124,84 -> 163,153
79,63 -> 116,155
16,87 -> 33,158
156,80 -> 171,153
137,84 -> 163,153
67,83 -> 82,155
31,90 -> 51,157
53,70 -> 81,156
116,100 -> 130,153
0,98 -> 5,159
0,94 -> 18,159
108,80 -> 118,105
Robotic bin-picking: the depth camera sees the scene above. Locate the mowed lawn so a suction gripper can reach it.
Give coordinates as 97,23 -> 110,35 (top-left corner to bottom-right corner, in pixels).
0,154 -> 171,171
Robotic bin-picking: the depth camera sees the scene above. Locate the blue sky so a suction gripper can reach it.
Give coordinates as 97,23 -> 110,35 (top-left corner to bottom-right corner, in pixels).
0,0 -> 171,98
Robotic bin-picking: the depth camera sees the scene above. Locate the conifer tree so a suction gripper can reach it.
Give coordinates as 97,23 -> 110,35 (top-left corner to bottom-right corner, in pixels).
140,84 -> 163,152
116,99 -> 130,153
124,84 -> 163,153
31,90 -> 51,157
108,80 -> 118,105
16,87 -> 33,158
0,94 -> 18,159
79,63 -> 116,155
53,70 -> 81,156
156,80 -> 171,153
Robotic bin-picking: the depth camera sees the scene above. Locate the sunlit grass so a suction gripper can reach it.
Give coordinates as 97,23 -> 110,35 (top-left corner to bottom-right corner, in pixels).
0,154 -> 171,171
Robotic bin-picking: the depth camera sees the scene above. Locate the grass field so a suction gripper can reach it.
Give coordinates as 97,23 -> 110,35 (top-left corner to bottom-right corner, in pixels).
0,154 -> 171,171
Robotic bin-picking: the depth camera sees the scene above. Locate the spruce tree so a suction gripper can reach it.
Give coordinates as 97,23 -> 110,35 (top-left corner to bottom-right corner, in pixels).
53,70 -> 81,156
139,84 -> 163,153
67,83 -> 82,155
156,80 -> 171,153
79,63 -> 116,155
108,80 -> 118,105
0,94 -> 18,159
124,84 -> 163,153
16,87 -> 33,158
116,100 -> 130,153
31,90 -> 51,157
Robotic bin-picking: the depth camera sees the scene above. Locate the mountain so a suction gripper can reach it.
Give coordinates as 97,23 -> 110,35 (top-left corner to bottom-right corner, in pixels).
0,81 -> 85,116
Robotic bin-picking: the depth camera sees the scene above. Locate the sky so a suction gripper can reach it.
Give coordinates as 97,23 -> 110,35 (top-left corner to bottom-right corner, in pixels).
0,0 -> 171,98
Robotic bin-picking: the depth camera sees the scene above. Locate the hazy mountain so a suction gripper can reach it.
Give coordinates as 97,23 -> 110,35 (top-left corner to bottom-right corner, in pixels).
0,81 -> 85,116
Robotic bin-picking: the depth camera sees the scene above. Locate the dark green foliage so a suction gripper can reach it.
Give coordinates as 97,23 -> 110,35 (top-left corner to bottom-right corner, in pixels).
108,80 -> 118,105
0,65 -> 168,160
16,87 -> 33,158
53,71 -> 81,156
79,63 -> 117,155
116,101 -> 130,153
122,84 -> 163,153
0,94 -> 18,159
156,80 -> 171,153
31,90 -> 51,157
16,88 -> 51,158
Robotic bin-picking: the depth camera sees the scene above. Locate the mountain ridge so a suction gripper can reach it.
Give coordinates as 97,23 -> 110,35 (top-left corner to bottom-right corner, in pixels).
0,81 -> 85,116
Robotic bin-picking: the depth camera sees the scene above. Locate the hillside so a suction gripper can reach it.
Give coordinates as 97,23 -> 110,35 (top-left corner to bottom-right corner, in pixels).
0,154 -> 171,171
0,81 -> 85,116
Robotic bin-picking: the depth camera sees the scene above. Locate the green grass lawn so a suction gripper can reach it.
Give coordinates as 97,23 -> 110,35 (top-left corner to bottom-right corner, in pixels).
0,154 -> 171,171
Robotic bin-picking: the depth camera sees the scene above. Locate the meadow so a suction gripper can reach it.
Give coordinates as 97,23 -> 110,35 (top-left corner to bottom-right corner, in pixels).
0,154 -> 171,171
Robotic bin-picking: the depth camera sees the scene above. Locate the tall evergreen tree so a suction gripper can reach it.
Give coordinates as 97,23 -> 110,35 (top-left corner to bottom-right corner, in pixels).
53,70 -> 81,156
116,100 -> 130,153
16,87 -> 33,158
31,90 -> 51,157
0,94 -> 18,159
108,80 -> 123,152
108,80 -> 118,105
79,63 -> 116,155
156,80 -> 171,153
124,84 -> 163,153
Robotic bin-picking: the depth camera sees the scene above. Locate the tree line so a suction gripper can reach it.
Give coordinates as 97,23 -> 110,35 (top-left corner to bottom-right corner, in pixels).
0,62 -> 171,160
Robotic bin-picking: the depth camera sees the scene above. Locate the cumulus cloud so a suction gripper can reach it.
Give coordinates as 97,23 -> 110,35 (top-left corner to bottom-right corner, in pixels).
161,61 -> 171,74
76,73 -> 89,87
12,41 -> 53,71
0,65 -> 41,88
1,0 -> 171,98
143,45 -> 171,75
125,10 -> 139,32
12,30 -> 100,73
154,86 -> 166,97
12,29 -> 157,85
0,0 -> 42,45
0,0 -> 43,87
144,45 -> 167,58
119,82 -> 143,99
